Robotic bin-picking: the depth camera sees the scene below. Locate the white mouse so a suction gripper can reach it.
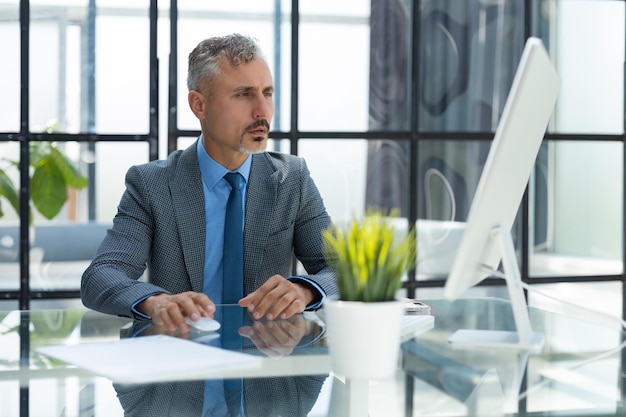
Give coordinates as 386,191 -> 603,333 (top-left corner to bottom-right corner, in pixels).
185,316 -> 221,332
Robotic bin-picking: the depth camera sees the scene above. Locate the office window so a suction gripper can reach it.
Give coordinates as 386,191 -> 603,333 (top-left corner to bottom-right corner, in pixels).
416,140 -> 491,280
299,9 -> 371,132
419,1 -> 526,133
1,0 -> 625,318
530,140 -> 623,277
0,1 -> 156,308
29,2 -> 151,135
92,141 -> 150,221
95,11 -> 151,133
417,140 -> 490,222
0,141 -> 21,292
298,139 -> 370,223
552,0 -> 625,134
0,4 -> 19,132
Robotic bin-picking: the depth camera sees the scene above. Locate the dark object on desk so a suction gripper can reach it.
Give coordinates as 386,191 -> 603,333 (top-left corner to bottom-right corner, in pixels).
404,299 -> 432,315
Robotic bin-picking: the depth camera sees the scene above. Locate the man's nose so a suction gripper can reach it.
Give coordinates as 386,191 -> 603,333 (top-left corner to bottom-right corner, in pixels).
253,93 -> 273,119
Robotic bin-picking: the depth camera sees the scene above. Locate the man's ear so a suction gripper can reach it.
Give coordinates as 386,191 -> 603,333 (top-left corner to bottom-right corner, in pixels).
188,90 -> 205,119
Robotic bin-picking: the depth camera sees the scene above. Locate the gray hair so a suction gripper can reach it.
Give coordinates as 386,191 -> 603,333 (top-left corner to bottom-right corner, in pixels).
187,33 -> 265,93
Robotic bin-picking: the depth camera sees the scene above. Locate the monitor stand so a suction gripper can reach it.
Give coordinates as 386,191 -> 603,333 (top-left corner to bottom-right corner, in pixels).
448,226 -> 545,353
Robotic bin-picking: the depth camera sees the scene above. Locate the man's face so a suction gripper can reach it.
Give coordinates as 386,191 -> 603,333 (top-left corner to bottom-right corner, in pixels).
190,57 -> 274,167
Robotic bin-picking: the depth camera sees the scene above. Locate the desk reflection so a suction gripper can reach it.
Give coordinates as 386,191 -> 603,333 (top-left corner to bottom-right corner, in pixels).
120,307 -> 326,357
114,309 -> 328,416
114,375 -> 327,417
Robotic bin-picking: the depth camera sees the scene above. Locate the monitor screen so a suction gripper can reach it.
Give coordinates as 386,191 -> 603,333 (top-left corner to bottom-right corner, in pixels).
442,37 -> 560,351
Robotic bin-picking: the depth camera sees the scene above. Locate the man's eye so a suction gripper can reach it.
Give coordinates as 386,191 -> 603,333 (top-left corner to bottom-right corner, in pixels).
237,92 -> 249,97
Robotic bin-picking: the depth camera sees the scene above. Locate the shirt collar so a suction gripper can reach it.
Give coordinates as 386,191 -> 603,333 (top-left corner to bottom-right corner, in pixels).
196,135 -> 251,190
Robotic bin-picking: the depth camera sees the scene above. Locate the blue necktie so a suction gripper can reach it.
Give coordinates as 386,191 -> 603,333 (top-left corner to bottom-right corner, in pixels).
222,172 -> 244,416
223,172 -> 243,304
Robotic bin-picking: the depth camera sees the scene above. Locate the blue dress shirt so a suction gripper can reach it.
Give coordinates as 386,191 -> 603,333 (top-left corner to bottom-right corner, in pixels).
196,138 -> 251,304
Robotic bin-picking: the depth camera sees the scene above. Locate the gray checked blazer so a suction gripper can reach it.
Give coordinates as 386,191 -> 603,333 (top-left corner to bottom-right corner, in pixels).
81,139 -> 338,319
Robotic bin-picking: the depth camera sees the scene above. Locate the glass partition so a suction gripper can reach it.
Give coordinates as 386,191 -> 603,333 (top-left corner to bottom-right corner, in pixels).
529,140 -> 623,277
298,138 -> 370,224
0,2 -> 19,132
416,139 -> 512,281
29,2 -> 151,135
418,0 -> 526,133
1,0 -> 625,316
299,5 -> 371,132
551,0 -> 625,134
92,141 -> 150,222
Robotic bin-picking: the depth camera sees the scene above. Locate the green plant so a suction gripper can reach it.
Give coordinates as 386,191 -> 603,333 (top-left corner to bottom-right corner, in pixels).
322,210 -> 416,302
0,141 -> 88,221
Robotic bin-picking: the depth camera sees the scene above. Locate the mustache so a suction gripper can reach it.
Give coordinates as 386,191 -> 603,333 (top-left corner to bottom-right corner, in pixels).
245,119 -> 270,132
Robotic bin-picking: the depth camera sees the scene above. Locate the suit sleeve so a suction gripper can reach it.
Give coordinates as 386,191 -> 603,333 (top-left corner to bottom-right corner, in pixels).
81,165 -> 167,318
291,158 -> 339,299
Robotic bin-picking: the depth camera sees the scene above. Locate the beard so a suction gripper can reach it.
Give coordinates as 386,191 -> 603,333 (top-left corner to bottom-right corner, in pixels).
238,119 -> 270,154
238,138 -> 267,155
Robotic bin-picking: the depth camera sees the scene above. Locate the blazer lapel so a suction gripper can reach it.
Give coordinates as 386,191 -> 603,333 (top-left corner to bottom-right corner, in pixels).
244,153 -> 278,290
170,142 -> 206,293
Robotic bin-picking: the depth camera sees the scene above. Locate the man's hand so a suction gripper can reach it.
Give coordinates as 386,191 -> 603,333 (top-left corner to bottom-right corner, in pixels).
238,275 -> 314,320
137,292 -> 215,333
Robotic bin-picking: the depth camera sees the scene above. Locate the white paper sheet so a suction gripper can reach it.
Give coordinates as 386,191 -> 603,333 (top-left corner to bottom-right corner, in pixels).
37,334 -> 263,383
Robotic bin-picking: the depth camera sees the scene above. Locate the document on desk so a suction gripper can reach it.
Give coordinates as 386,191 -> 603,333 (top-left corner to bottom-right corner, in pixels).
36,334 -> 263,383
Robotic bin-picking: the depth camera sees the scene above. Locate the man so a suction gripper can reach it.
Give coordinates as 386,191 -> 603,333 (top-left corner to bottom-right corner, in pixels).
81,33 -> 338,333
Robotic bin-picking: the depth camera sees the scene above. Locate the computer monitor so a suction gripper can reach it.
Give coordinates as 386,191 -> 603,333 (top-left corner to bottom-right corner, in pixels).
443,37 -> 561,352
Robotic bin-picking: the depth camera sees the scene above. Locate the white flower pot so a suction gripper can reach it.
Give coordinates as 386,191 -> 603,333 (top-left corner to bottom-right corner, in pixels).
323,297 -> 405,380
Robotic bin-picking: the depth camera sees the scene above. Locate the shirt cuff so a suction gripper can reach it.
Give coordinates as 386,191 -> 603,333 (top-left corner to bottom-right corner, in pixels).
287,276 -> 326,310
130,293 -> 159,320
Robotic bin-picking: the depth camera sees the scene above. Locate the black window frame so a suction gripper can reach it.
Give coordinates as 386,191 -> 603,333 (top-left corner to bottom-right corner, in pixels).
0,0 -> 624,322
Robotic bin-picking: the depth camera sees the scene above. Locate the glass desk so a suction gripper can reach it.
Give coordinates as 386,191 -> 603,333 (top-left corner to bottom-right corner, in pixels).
1,298 -> 625,416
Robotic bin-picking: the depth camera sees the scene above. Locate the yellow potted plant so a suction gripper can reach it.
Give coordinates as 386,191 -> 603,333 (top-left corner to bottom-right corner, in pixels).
322,210 -> 416,379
